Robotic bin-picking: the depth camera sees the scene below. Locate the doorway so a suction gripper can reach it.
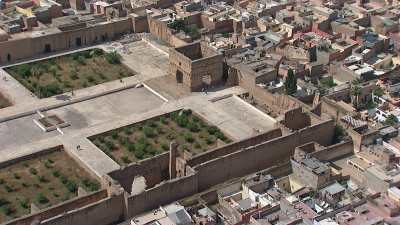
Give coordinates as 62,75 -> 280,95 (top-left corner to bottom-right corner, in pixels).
76,37 -> 82,47
176,70 -> 183,83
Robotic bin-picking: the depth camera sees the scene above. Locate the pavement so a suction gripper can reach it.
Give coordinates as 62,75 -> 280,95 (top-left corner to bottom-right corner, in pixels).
0,87 -> 165,150
0,68 -> 38,105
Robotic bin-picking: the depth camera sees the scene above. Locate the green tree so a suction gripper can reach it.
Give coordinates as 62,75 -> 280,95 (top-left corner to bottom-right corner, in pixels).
30,65 -> 43,80
384,114 -> 398,126
167,19 -> 185,31
186,25 -> 200,39
105,51 -> 121,64
351,85 -> 362,109
17,64 -> 31,78
351,78 -> 362,85
373,86 -> 384,97
333,125 -> 346,143
284,69 -> 297,95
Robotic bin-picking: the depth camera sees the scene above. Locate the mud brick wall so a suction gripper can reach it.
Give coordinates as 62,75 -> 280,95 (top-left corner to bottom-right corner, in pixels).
194,120 -> 334,191
126,174 -> 198,217
108,152 -> 170,193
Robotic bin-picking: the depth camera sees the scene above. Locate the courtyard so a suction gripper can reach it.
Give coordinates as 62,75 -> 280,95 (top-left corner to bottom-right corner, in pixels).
4,49 -> 135,98
0,148 -> 100,223
90,109 -> 231,165
0,87 -> 165,150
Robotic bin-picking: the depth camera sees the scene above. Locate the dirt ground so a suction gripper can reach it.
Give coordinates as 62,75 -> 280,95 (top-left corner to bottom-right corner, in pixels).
0,149 -> 100,222
5,49 -> 135,98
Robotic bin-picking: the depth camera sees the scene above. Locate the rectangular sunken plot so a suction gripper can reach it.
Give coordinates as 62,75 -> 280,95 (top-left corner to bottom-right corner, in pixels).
0,147 -> 101,223
4,49 -> 135,98
34,114 -> 69,132
90,109 -> 232,165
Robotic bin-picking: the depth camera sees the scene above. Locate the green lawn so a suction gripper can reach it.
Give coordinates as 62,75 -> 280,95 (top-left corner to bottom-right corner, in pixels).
90,109 -> 231,165
0,149 -> 101,223
5,49 -> 135,98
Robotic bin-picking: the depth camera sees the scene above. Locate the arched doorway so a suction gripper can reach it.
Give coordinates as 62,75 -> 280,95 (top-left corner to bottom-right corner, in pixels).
76,37 -> 82,46
176,70 -> 183,83
44,44 -> 51,53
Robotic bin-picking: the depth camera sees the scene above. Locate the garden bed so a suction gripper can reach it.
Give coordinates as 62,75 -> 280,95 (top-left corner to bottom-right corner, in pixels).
4,49 -> 135,98
0,148 -> 101,223
90,109 -> 231,165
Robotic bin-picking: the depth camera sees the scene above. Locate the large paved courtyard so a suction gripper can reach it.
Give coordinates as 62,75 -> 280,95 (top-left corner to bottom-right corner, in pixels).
0,39 -> 280,189
0,87 -> 165,150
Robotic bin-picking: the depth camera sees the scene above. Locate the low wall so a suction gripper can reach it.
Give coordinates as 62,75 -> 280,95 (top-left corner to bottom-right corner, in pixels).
194,120 -> 334,191
311,140 -> 354,162
0,145 -> 61,168
187,128 -> 282,167
127,174 -> 198,217
39,193 -> 125,225
5,190 -> 108,225
108,152 -> 170,193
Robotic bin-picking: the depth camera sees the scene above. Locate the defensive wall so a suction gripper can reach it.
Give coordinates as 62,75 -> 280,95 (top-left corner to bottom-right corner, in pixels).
0,18 -> 133,65
192,119 -> 335,191
126,173 -> 198,217
310,140 -> 354,162
4,190 -> 111,225
38,193 -> 126,225
186,128 -> 282,167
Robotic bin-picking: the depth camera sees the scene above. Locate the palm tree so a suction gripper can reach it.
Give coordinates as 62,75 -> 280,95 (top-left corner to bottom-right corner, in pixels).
30,65 -> 42,81
351,85 -> 362,109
